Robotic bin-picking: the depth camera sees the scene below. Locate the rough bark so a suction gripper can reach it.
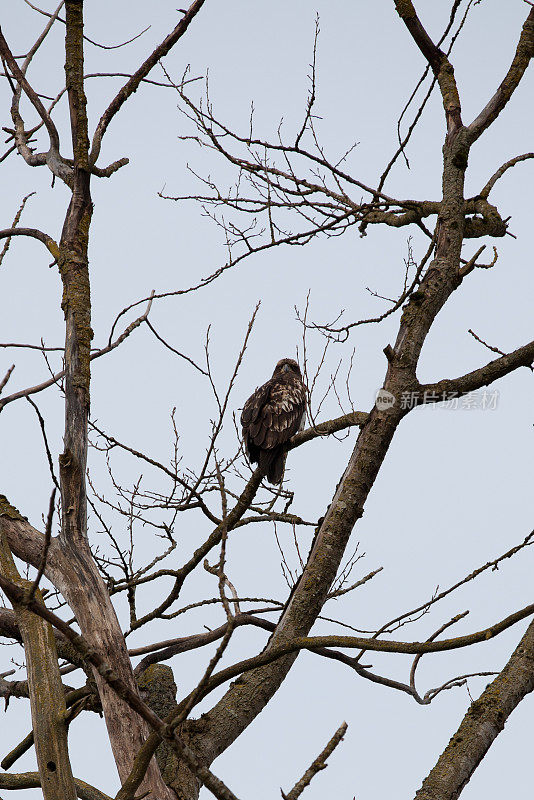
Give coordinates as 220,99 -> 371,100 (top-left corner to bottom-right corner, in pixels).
0,603 -> 86,670
0,532 -> 77,800
467,9 -> 534,142
0,771 -> 112,800
138,665 -> 203,800
58,540 -> 173,795
415,620 -> 534,800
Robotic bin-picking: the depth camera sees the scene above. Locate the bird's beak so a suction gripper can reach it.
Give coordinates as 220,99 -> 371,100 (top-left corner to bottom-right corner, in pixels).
282,364 -> 290,373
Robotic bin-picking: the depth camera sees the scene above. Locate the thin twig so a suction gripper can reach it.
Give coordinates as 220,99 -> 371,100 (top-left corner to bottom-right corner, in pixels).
467,329 -> 506,357
0,192 -> 36,268
25,396 -> 60,489
0,364 -> 15,394
27,488 -> 56,602
282,722 -> 348,800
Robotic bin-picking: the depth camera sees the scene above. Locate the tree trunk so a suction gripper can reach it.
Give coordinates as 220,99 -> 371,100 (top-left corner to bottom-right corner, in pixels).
0,533 -> 78,800
415,620 -> 534,800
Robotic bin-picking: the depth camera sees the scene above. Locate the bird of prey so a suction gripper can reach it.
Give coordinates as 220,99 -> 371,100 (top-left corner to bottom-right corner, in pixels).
241,358 -> 307,484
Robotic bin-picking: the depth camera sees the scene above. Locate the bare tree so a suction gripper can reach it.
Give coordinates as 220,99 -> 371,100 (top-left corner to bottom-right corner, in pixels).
0,3 -> 533,800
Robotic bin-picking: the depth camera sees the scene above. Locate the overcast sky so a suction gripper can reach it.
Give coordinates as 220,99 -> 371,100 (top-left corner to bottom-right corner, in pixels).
1,2 -> 533,799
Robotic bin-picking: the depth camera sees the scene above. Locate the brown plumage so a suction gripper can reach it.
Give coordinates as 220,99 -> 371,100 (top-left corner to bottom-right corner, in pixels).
241,358 -> 307,484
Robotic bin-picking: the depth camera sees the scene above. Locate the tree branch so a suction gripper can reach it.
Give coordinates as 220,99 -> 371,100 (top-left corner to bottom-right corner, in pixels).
0,227 -> 60,259
0,531 -> 77,800
0,570 -> 240,800
0,498 -> 171,797
420,338 -> 534,399
0,293 -> 153,412
0,25 -> 71,181
415,618 -> 534,800
171,601 -> 534,715
282,722 -> 348,800
393,0 -> 443,72
0,771 -> 112,800
288,411 -> 369,449
479,152 -> 534,199
467,9 -> 534,142
89,0 -> 206,164
393,0 -> 462,135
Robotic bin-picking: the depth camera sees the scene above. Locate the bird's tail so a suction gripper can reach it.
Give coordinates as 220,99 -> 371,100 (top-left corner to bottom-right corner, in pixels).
259,449 -> 287,485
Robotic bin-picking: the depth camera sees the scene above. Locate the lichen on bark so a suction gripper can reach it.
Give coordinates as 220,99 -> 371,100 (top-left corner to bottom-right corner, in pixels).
0,495 -> 26,521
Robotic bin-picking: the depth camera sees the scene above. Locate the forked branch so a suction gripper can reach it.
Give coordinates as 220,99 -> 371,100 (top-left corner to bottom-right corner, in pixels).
89,0 -> 207,164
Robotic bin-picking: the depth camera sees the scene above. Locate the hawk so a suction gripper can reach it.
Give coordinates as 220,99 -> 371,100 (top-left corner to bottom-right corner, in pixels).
241,358 -> 307,484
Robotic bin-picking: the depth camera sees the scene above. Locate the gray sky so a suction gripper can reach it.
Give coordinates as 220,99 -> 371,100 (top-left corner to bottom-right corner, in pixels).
1,2 -> 533,798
